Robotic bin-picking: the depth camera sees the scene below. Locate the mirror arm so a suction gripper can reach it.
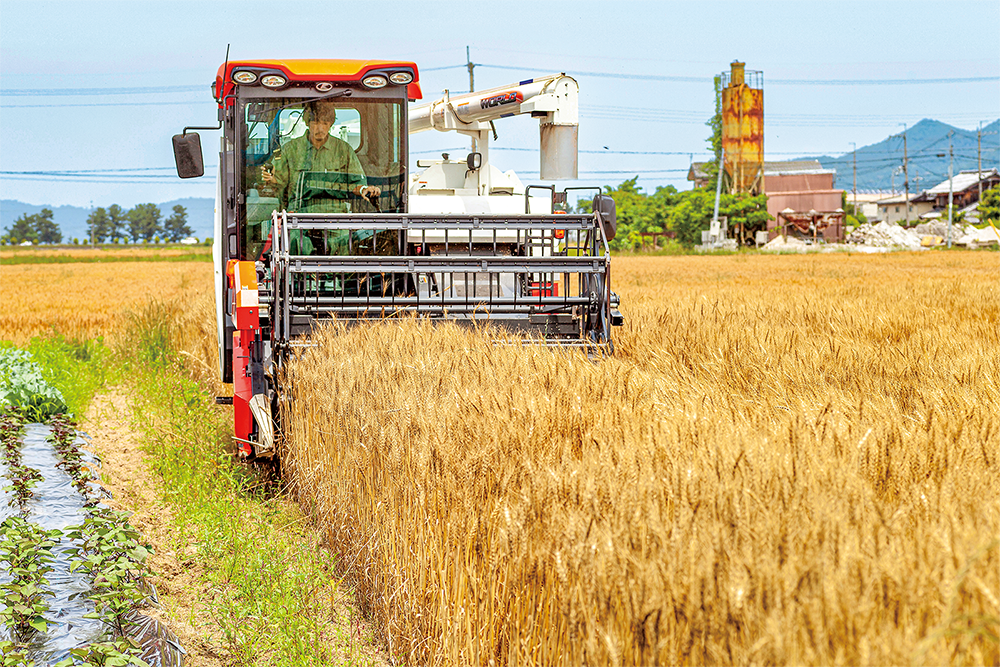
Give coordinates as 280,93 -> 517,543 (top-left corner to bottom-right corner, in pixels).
183,120 -> 222,135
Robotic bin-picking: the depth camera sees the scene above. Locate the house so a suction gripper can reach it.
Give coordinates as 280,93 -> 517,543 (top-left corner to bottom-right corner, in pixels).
875,169 -> 999,225
924,168 -> 1000,211
874,192 -> 935,225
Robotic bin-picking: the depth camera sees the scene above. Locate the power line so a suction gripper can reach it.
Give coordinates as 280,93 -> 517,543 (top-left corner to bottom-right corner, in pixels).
2,100 -> 208,109
0,85 -> 205,96
475,63 -> 999,86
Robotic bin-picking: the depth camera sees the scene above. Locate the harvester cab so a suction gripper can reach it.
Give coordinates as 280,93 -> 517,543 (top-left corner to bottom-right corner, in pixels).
172,59 -> 622,460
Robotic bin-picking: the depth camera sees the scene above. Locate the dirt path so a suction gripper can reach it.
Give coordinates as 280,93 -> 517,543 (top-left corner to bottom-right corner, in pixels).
82,389 -> 389,666
84,389 -> 229,667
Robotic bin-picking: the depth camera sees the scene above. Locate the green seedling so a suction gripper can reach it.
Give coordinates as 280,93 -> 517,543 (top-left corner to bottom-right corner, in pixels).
0,516 -> 60,637
3,463 -> 43,508
53,638 -> 151,667
0,639 -> 35,667
48,415 -> 98,497
64,509 -> 154,636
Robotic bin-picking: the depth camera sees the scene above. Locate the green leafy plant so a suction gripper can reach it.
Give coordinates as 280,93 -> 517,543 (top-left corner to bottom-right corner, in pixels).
2,463 -> 43,509
0,639 -> 35,667
0,347 -> 68,421
0,516 -> 60,638
53,639 -> 151,667
64,509 -> 154,636
48,415 -> 97,500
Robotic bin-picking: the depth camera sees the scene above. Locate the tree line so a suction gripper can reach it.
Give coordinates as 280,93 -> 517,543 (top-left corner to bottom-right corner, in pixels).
1,204 -> 193,245
581,178 -> 772,249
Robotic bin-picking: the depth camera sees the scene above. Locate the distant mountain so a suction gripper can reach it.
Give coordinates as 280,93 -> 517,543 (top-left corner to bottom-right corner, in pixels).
801,118 -> 1000,192
0,198 -> 214,242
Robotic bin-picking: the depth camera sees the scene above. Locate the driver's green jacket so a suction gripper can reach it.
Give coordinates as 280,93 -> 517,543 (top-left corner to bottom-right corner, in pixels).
270,133 -> 367,213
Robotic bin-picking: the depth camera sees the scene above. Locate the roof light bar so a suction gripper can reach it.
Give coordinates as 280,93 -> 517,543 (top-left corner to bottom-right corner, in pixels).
260,73 -> 288,89
232,70 -> 259,84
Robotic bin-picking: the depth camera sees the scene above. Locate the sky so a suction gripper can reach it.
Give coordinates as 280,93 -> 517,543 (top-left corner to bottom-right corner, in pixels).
1,0 -> 998,209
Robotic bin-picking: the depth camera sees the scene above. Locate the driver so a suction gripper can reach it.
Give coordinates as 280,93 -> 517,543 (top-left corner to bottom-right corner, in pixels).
260,101 -> 380,213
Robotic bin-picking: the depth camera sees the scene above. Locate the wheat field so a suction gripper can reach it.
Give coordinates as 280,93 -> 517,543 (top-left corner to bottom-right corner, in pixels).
280,252 -> 999,665
2,251 -> 997,665
0,261 -> 212,344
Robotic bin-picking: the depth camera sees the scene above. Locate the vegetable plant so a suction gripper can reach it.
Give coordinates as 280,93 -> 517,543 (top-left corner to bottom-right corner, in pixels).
0,516 -> 60,638
53,639 -> 151,667
64,508 -> 154,636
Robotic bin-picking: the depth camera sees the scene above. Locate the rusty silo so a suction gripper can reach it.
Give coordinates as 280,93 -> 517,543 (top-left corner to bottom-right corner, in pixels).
721,61 -> 764,195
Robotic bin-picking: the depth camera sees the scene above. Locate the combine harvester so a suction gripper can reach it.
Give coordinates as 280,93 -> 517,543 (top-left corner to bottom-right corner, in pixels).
172,59 -> 622,459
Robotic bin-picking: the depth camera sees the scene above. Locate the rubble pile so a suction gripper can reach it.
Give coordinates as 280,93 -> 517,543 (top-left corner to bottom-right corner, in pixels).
913,220 -> 966,238
845,221 -> 923,250
844,220 -> 999,250
762,235 -> 809,252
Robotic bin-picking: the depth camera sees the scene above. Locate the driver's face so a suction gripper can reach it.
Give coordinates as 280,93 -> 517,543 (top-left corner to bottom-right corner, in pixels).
308,118 -> 334,147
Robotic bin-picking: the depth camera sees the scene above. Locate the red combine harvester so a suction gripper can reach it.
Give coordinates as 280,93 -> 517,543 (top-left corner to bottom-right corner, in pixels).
172,59 -> 622,459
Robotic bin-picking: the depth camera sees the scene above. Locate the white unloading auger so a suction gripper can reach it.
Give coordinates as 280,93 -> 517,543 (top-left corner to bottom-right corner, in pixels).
408,73 -> 580,182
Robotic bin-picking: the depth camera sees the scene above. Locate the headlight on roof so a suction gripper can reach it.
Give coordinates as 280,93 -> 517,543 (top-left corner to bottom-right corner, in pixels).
232,70 -> 258,84
389,71 -> 413,85
260,73 -> 288,89
362,74 -> 388,89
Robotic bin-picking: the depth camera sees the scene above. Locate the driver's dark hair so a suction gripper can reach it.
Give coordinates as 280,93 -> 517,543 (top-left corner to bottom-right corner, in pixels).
303,102 -> 337,124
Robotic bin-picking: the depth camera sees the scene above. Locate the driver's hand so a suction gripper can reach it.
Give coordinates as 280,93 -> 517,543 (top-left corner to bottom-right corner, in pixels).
358,185 -> 381,198
260,165 -> 276,184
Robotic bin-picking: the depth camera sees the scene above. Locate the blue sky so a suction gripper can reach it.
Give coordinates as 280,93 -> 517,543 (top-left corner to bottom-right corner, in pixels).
1,0 -> 997,208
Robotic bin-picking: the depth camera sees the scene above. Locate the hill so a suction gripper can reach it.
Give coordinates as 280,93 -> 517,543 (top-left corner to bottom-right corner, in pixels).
0,198 -> 214,242
805,119 -> 1000,192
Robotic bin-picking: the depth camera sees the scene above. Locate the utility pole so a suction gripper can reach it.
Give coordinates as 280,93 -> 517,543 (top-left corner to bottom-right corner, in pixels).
902,124 -> 910,226
710,148 -> 726,244
947,131 -> 954,248
978,121 -> 983,203
851,142 -> 857,216
977,122 -> 1000,209
467,46 -> 475,153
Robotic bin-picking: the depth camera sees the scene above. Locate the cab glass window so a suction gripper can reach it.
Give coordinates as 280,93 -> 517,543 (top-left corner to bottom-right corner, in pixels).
238,97 -> 405,258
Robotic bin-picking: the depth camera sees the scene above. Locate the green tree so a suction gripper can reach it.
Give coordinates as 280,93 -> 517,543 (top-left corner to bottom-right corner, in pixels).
34,209 -> 62,244
593,177 -> 644,249
979,185 -> 1000,226
720,192 -> 772,243
127,203 -> 162,243
841,192 -> 867,228
667,189 -> 715,246
163,204 -> 193,242
3,210 -> 62,244
86,207 -> 111,244
2,214 -> 39,244
107,204 -> 127,242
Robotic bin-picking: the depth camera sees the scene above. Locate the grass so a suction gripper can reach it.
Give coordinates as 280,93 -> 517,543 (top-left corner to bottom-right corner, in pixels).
0,244 -> 212,265
111,301 -> 385,666
275,252 -> 999,665
1,301 -> 386,665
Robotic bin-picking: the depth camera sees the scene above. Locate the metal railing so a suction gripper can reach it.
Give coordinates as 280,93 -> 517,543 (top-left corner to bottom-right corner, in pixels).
264,210 -> 614,349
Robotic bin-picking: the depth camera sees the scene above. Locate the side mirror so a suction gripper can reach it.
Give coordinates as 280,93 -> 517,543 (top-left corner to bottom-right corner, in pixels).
172,132 -> 205,179
593,194 -> 617,241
